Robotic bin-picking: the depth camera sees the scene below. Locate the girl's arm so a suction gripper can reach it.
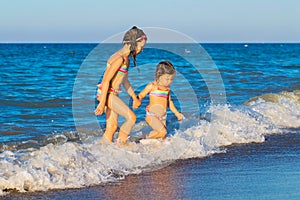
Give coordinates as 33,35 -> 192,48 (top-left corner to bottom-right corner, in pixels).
168,93 -> 184,120
123,74 -> 140,109
123,74 -> 138,100
95,57 -> 123,115
138,82 -> 153,100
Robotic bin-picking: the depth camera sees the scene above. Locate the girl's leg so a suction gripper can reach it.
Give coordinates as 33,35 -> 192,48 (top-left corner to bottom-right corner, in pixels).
108,95 -> 136,143
146,116 -> 167,139
102,107 -> 118,142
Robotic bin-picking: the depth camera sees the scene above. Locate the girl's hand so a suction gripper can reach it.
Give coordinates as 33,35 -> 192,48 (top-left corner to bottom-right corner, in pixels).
95,103 -> 105,116
132,98 -> 141,109
176,113 -> 184,120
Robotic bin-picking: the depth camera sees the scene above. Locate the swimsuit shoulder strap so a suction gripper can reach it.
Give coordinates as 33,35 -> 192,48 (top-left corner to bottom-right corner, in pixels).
119,53 -> 128,66
117,54 -> 129,75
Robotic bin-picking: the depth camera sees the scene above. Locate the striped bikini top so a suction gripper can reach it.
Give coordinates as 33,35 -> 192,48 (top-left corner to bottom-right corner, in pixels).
117,64 -> 128,75
106,60 -> 128,76
149,85 -> 170,98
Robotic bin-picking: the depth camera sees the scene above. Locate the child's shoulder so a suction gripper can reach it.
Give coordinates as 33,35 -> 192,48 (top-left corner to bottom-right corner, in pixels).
107,53 -> 125,65
146,81 -> 156,87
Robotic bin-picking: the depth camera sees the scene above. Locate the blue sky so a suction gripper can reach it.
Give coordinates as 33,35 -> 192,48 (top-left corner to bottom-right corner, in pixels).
1,0 -> 299,42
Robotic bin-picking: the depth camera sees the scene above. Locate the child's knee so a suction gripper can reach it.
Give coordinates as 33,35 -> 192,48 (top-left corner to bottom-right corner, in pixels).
158,128 -> 167,138
147,128 -> 167,139
106,123 -> 118,132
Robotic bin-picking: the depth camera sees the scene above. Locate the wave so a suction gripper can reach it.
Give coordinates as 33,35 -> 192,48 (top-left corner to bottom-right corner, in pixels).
0,90 -> 299,195
244,90 -> 300,105
244,90 -> 300,128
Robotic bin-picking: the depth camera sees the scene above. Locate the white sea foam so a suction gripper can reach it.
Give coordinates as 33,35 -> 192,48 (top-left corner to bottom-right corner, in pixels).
250,98 -> 300,128
1,92 -> 299,195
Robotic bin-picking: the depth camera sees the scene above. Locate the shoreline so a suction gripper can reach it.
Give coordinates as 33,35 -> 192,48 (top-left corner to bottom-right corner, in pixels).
2,132 -> 300,199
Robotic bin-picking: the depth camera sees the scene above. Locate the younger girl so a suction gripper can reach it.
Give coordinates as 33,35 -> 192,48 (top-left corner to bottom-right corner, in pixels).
138,61 -> 184,139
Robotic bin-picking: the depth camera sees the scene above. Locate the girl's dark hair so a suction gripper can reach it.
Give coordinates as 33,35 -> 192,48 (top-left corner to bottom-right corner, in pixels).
155,61 -> 176,81
123,26 -> 147,66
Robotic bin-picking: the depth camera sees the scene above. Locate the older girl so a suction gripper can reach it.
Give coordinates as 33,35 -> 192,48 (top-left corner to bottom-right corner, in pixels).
95,26 -> 147,143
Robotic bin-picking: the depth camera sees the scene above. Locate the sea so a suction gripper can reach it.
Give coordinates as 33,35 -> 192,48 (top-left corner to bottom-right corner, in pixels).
0,42 -> 299,199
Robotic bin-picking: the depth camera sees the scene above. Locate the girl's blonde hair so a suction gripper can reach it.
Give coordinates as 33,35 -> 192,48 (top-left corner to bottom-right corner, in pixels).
155,61 -> 176,81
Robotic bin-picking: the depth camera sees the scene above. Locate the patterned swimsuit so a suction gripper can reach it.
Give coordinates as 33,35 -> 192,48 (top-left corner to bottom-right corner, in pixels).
97,62 -> 128,97
146,85 -> 170,121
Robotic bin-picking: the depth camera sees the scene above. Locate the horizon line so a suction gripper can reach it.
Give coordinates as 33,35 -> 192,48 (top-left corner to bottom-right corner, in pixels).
1,41 -> 300,44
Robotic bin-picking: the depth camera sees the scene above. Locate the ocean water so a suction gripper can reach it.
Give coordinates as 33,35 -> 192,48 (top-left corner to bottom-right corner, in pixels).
0,43 -> 299,199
